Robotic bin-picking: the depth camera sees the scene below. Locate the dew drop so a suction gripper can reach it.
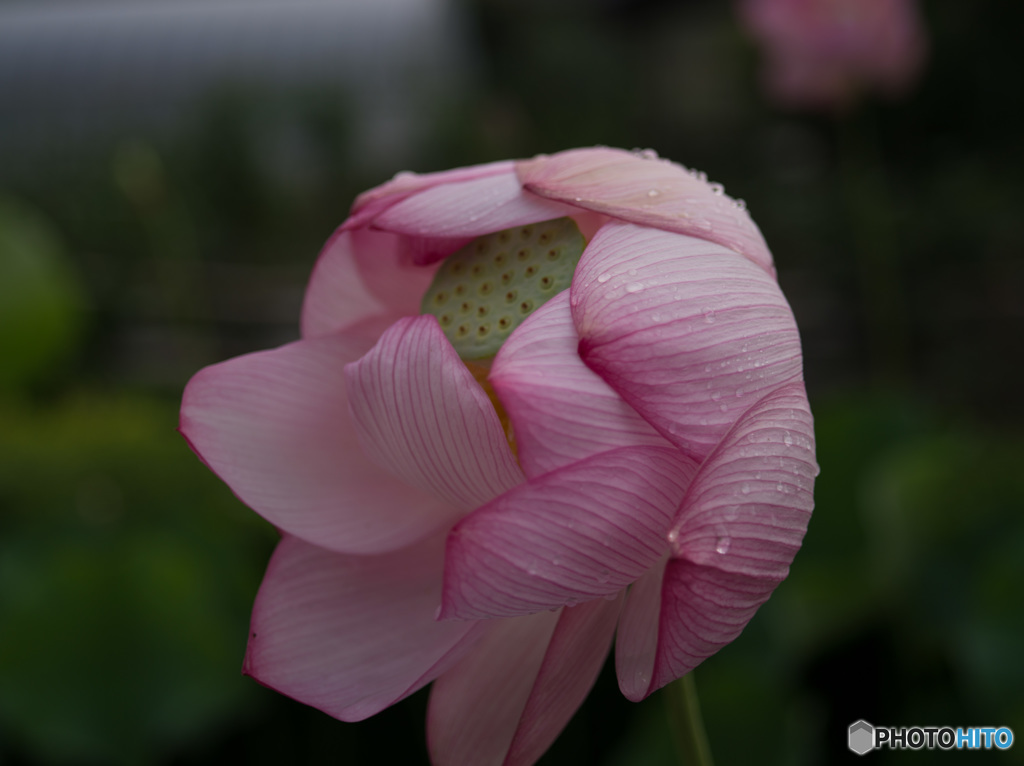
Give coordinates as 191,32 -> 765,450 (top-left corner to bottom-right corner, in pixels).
647,189 -> 660,198
720,403 -> 728,412
597,568 -> 611,584
597,272 -> 611,284
715,537 -> 731,555
702,307 -> 716,323
625,282 -> 645,294
666,528 -> 679,544
709,182 -> 725,196
734,198 -> 747,211
741,483 -> 750,495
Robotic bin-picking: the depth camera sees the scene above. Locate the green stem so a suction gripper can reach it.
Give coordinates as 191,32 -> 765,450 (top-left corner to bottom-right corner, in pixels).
665,672 -> 715,766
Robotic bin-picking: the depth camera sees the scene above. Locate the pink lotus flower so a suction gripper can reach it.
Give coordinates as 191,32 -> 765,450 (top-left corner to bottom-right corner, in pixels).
180,147 -> 817,765
737,0 -> 928,111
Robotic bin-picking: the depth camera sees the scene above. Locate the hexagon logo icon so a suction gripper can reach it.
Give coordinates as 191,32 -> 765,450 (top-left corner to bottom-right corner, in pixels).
849,720 -> 875,755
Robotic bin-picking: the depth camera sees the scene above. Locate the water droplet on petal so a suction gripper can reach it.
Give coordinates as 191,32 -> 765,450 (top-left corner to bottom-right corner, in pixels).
625,282 -> 645,294
715,537 -> 731,555
709,182 -> 725,196
597,272 -> 611,283
702,307 -> 716,323
666,528 -> 679,544
647,188 -> 660,198
597,568 -> 611,584
741,483 -> 750,495
783,433 -> 794,447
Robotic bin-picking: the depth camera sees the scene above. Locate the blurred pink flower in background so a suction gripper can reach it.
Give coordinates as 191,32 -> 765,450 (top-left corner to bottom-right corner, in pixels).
180,147 -> 817,765
737,0 -> 928,111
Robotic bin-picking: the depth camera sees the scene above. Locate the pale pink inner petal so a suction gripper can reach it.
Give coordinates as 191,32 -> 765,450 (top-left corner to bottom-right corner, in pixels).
615,556 -> 668,702
244,533 -> 480,723
440,446 -> 697,620
517,147 -> 775,275
491,290 -> 671,478
301,228 -> 443,339
180,333 -> 460,554
300,229 -> 392,339
428,611 -> 559,766
371,172 -> 578,240
505,595 -> 622,766
345,315 -> 524,511
571,222 -> 803,463
428,597 -> 620,766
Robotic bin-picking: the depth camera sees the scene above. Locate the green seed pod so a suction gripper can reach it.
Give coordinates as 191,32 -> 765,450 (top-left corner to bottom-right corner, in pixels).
421,217 -> 586,360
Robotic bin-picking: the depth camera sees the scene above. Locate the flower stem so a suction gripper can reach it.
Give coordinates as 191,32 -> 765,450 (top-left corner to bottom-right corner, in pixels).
665,672 -> 715,766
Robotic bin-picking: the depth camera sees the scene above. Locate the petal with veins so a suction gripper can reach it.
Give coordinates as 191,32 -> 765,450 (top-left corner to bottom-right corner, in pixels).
572,222 -> 803,462
491,290 -> 670,478
345,159 -> 517,232
616,383 -> 816,699
345,315 -> 524,511
245,533 -> 481,722
301,228 -> 440,339
180,332 -> 459,554
440,446 -> 697,620
518,147 -> 775,275
372,172 -> 577,240
428,595 -> 621,766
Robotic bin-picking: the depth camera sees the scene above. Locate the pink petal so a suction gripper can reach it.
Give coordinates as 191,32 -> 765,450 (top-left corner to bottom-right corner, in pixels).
616,383 -> 816,699
300,228 -> 439,339
371,171 -> 578,240
614,555 -> 668,702
345,159 -> 517,232
490,290 -> 671,478
440,446 -> 697,620
244,533 -> 481,722
180,332 -> 460,554
571,222 -> 804,462
517,147 -> 775,275
345,315 -> 524,511
428,596 -> 621,766
669,382 -> 816,575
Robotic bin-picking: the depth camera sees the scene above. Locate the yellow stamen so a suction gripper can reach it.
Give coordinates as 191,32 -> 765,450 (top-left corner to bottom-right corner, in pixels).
463,358 -> 517,459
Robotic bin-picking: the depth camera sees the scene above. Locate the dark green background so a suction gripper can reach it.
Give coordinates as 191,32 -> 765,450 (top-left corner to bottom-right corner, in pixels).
2,1 -> 1021,763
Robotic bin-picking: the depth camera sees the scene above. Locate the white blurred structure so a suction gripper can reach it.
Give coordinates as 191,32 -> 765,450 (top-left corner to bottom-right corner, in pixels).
0,0 -> 473,176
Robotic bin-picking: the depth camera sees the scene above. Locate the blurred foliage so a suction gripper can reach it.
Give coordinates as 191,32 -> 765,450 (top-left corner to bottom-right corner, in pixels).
0,0 -> 1022,764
